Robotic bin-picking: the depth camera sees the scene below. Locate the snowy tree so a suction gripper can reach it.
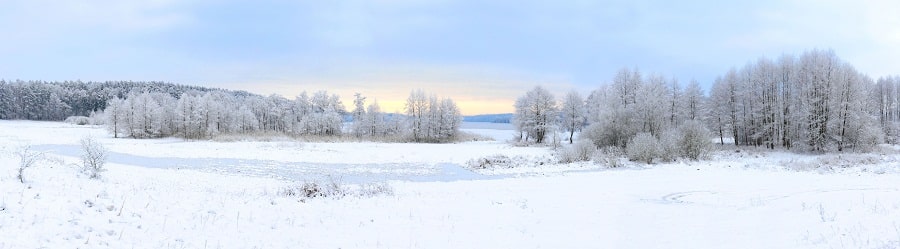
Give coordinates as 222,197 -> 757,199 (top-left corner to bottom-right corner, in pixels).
874,76 -> 900,143
683,79 -> 704,121
436,98 -> 463,139
104,97 -> 126,138
350,93 -> 367,137
176,92 -> 203,139
706,49 -> 884,152
406,90 -> 429,142
668,78 -> 682,127
560,90 -> 586,143
636,73 -> 670,136
512,86 -> 558,144
80,136 -> 108,179
404,90 -> 462,142
364,100 -> 386,137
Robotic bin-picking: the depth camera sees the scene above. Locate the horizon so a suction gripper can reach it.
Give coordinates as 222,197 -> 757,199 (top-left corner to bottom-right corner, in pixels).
1,1 -> 898,115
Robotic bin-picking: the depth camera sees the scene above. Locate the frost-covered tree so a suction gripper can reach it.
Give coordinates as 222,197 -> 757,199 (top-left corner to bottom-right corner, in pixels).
874,76 -> 900,143
80,136 -> 108,179
364,100 -> 387,137
305,91 -> 345,136
350,93 -> 367,138
560,90 -> 586,144
513,86 -> 558,144
668,78 -> 682,127
636,73 -> 671,136
176,92 -> 203,139
404,90 -> 462,142
683,79 -> 704,121
406,90 -> 429,142
706,49 -> 883,152
104,97 -> 126,138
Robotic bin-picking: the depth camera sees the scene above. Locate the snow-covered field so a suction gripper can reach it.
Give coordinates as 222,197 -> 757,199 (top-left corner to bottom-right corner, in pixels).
2,120 -> 900,248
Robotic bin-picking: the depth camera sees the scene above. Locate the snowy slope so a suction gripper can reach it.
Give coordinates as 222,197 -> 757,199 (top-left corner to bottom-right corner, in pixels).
2,121 -> 900,248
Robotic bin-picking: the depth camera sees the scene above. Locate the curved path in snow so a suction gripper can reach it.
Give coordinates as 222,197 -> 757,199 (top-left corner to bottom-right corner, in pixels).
34,144 -> 498,184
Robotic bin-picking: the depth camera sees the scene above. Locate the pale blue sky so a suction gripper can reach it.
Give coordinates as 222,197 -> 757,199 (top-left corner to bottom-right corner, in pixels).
1,0 -> 898,114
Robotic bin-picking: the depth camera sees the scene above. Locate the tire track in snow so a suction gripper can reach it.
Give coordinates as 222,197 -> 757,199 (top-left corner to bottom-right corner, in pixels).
655,191 -> 717,204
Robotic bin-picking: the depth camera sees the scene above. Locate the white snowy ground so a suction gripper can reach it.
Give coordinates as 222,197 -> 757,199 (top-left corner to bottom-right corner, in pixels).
2,121 -> 900,248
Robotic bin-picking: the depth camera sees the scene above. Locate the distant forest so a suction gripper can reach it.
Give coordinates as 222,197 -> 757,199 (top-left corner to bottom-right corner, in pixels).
0,80 -> 245,121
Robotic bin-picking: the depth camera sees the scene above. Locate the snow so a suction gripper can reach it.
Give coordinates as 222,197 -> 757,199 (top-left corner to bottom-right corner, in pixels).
2,120 -> 900,248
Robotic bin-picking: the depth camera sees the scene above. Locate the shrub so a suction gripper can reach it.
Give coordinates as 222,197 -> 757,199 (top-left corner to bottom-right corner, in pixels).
88,111 -> 106,125
65,116 -> 91,125
281,177 -> 345,199
582,122 -> 631,148
658,129 -> 681,162
852,124 -> 884,152
357,182 -> 394,197
594,146 -> 625,168
280,178 -> 393,200
466,155 -> 514,169
626,132 -> 660,164
465,154 -> 555,169
80,136 -> 108,179
16,145 -> 45,183
558,140 -> 597,163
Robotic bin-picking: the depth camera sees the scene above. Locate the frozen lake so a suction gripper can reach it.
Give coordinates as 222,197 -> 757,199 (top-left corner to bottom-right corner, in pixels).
34,143 -> 502,184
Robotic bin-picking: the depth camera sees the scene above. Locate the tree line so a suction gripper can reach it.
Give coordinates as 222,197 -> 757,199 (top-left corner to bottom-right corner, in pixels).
0,80 -> 463,142
514,49 -> 895,155
101,89 -> 462,142
0,80 -> 239,121
707,49 -> 881,152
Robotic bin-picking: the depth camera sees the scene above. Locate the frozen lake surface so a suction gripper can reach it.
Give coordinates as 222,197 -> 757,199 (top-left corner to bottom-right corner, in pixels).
34,143 -> 500,184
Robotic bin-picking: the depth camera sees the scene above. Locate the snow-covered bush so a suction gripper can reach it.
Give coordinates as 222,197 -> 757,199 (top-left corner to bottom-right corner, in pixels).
16,145 -> 45,183
658,129 -> 680,162
281,178 -> 345,199
357,182 -> 394,197
594,146 -> 625,168
678,120 -> 712,160
64,116 -> 91,125
88,110 -> 106,125
465,154 -> 555,169
851,124 -> 884,152
280,179 -> 393,200
79,136 -> 108,179
466,154 -> 515,169
558,140 -> 597,163
582,121 -> 631,148
626,132 -> 660,164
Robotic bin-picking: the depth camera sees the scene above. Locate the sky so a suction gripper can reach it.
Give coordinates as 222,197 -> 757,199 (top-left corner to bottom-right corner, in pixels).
1,0 -> 898,115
